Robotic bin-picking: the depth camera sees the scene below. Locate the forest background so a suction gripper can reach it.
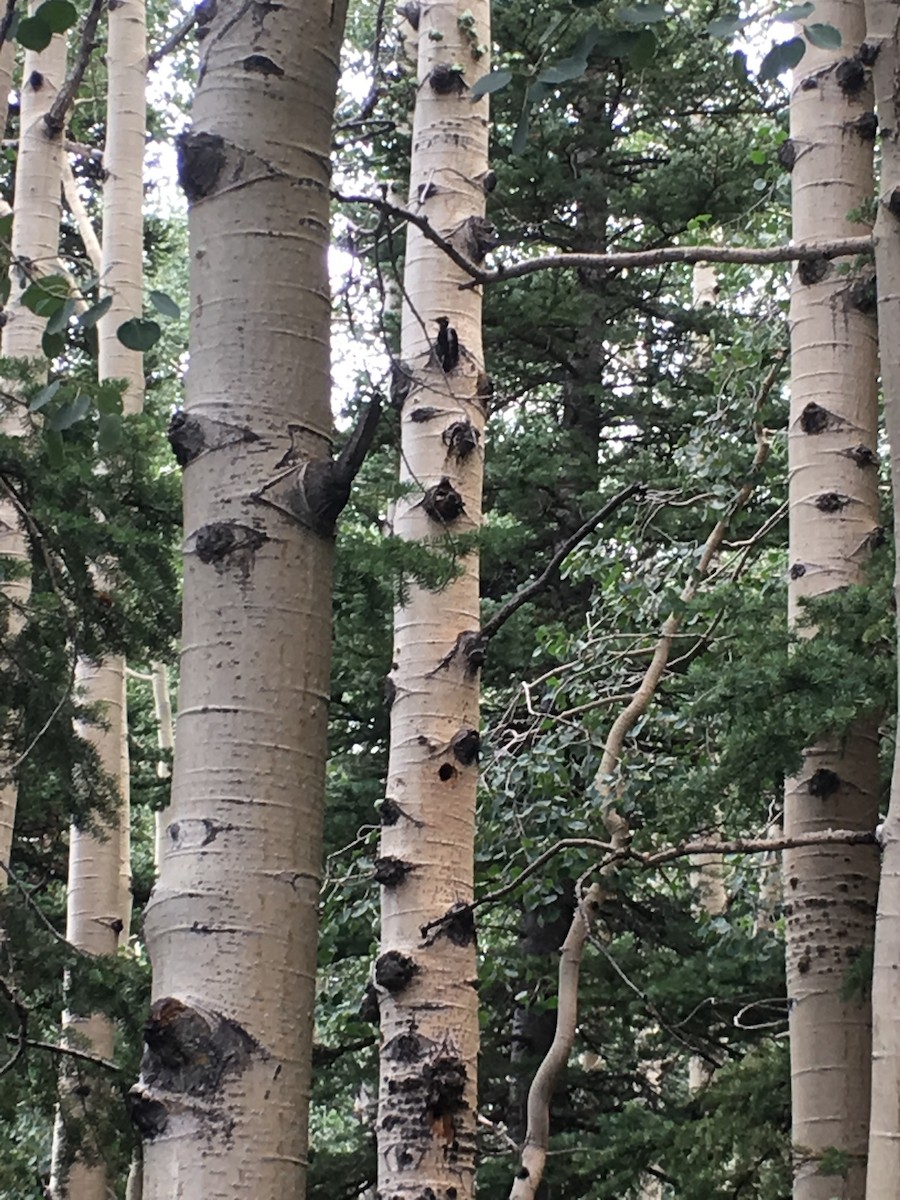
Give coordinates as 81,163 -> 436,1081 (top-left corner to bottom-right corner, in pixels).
0,0 -> 895,1196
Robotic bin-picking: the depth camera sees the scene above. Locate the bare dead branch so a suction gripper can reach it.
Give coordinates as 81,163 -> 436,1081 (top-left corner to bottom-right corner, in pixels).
480,483 -> 644,643
509,885 -> 603,1200
43,0 -> 106,139
148,4 -> 198,71
330,189 -> 872,287
4,1031 -> 120,1071
480,237 -> 874,286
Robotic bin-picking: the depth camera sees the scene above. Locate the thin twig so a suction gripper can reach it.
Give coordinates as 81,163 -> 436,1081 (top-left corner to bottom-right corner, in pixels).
148,4 -> 198,71
44,0 -> 106,139
4,1031 -> 120,1071
481,484 -> 644,643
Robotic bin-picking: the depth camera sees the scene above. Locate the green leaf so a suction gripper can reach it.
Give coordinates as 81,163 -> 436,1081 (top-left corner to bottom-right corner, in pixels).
97,412 -> 124,454
47,393 -> 90,431
804,21 -> 841,47
41,329 -> 64,359
595,28 -> 641,57
45,428 -> 64,468
21,275 -> 69,317
34,0 -> 77,32
706,14 -> 746,37
629,27 -> 657,66
117,318 -> 161,351
77,295 -> 113,329
149,290 -> 181,319
732,48 -> 749,79
0,213 -> 12,241
14,15 -> 52,51
618,1 -> 666,22
759,36 -> 806,80
527,80 -> 555,103
95,382 -> 123,416
511,106 -> 530,155
537,55 -> 589,84
469,69 -> 512,98
29,379 -> 62,412
775,2 -> 815,19
45,297 -> 76,336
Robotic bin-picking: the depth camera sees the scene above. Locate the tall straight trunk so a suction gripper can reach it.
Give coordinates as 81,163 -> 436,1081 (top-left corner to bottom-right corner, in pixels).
134,1 -> 348,1195
0,14 -> 67,882
784,5 -> 881,1196
863,7 -> 900,1197
50,5 -> 147,1196
376,8 -> 490,1200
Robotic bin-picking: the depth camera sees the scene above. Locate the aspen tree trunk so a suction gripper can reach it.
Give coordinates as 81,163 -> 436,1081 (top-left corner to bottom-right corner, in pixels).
50,6 -> 146,1196
0,15 -> 67,882
376,7 -> 490,1199
134,1 -> 348,1195
784,4 -> 881,1195
862,6 -> 900,1196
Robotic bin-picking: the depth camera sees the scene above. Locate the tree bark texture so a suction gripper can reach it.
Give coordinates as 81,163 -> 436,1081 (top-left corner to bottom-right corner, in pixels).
52,6 -> 147,1194
785,3 -> 881,1195
0,11 -> 67,881
376,5 -> 491,1200
862,4 -> 900,1196
135,1 -> 348,1195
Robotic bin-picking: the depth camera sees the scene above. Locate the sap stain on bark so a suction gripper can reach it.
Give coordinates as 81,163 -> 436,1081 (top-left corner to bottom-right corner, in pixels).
798,257 -> 829,286
428,62 -> 466,94
847,271 -> 877,314
450,727 -> 480,766
845,443 -> 878,469
835,56 -> 866,96
859,40 -> 880,66
375,949 -> 419,993
815,492 -> 849,513
790,562 -> 806,580
195,0 -> 216,36
443,420 -> 480,460
438,763 -> 457,782
167,817 -> 234,849
380,798 -> 403,825
799,402 -> 831,434
242,54 -> 284,77
130,997 -> 259,1138
777,139 -> 796,172
254,398 -> 382,537
423,477 -> 465,523
809,768 -> 841,799
177,130 -> 227,203
449,215 -> 499,263
359,983 -> 380,1024
194,522 -> 267,576
410,406 -> 442,423
167,411 -> 260,467
374,856 -> 416,888
853,111 -> 878,140
888,188 -> 900,219
390,360 -> 416,408
428,901 -> 476,947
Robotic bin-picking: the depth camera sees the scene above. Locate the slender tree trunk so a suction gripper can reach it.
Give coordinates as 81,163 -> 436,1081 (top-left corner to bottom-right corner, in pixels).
0,12 -> 67,883
376,6 -> 491,1199
863,6 -> 900,1197
134,1 -> 348,1194
784,5 -> 881,1196
50,6 -> 146,1195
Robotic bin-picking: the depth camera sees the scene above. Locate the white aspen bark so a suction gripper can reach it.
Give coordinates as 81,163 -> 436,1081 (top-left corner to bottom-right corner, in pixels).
149,662 -> 174,869
51,6 -> 146,1195
376,4 -> 491,1198
862,5 -> 900,1197
49,659 -> 127,1200
785,4 -> 881,1196
0,16 -> 67,883
134,1 -> 348,1195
